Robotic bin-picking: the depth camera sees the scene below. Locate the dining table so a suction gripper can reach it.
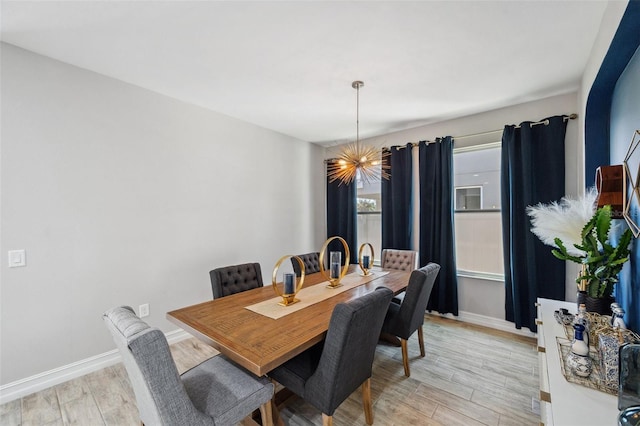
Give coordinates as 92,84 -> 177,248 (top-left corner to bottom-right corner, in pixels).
166,265 -> 412,377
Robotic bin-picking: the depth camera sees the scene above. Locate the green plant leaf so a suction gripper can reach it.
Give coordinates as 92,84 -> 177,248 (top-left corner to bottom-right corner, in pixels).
583,232 -> 599,254
551,238 -> 584,263
542,204 -> 632,300
595,205 -> 612,244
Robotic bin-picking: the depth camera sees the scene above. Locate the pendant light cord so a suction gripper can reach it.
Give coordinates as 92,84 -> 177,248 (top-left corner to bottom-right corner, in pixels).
356,84 -> 359,152
352,80 -> 363,153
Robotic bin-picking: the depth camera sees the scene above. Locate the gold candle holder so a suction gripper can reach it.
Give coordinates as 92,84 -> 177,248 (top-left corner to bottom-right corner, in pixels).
358,243 -> 375,276
272,255 -> 305,306
578,263 -> 588,292
319,236 -> 350,288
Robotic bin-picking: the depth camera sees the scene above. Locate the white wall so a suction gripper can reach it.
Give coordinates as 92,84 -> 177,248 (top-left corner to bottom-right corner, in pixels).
329,92 -> 580,324
0,43 -> 326,387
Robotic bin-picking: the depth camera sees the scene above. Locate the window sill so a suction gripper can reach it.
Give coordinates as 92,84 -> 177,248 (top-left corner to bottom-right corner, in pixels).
457,270 -> 504,282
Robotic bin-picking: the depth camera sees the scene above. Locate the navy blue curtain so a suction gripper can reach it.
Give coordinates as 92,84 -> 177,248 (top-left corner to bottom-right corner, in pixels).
382,143 -> 413,250
419,137 -> 459,315
501,116 -> 567,332
326,171 -> 357,264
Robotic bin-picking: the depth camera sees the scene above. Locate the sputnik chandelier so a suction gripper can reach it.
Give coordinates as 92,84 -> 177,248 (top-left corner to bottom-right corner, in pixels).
327,81 -> 390,185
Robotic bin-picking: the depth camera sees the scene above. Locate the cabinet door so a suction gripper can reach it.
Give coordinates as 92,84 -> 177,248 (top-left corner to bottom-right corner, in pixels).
537,300 -> 553,425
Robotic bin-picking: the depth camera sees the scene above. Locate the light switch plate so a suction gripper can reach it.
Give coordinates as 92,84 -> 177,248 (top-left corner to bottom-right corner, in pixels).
8,250 -> 26,267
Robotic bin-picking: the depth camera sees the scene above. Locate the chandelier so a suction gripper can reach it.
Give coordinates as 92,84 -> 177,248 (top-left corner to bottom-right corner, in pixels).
327,81 -> 390,185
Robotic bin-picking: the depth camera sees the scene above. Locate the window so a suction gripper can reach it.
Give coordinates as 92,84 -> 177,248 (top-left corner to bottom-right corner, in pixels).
453,144 -> 504,280
455,186 -> 482,210
356,170 -> 382,263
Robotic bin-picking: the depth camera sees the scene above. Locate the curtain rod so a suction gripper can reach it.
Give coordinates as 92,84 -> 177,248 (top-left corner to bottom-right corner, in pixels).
383,113 -> 578,150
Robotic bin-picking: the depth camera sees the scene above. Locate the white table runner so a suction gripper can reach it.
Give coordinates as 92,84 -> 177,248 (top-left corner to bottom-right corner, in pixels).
245,269 -> 389,319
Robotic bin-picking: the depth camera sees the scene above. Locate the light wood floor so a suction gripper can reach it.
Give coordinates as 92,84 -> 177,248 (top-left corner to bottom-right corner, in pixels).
0,315 -> 540,425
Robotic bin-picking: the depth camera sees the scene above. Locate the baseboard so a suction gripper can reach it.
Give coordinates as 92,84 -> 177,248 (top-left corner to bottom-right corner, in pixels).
0,312 -> 533,405
430,310 -> 537,338
0,329 -> 190,405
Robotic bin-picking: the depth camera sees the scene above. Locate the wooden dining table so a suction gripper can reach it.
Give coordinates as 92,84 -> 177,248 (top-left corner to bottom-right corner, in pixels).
166,266 -> 411,377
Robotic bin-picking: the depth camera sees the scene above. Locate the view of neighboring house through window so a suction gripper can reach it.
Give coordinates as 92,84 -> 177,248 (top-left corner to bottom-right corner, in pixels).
356,169 -> 382,263
453,144 -> 504,280
455,186 -> 482,210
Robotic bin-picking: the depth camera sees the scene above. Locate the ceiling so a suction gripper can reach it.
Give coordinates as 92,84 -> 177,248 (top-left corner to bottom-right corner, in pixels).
1,1 -> 609,146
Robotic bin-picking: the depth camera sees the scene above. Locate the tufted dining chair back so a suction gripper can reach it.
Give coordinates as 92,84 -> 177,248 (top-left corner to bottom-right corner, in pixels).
381,249 -> 419,272
209,262 -> 263,299
291,252 -> 320,276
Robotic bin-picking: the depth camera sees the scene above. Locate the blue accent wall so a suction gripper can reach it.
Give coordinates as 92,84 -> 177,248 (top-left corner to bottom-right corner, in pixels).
612,43 -> 640,331
588,0 -> 640,330
585,0 -> 640,186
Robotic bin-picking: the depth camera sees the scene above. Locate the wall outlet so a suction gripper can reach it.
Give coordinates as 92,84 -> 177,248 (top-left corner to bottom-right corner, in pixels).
139,303 -> 150,318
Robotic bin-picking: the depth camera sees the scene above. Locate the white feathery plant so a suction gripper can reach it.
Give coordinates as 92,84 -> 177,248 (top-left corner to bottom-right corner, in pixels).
527,187 -> 633,298
526,187 -> 598,256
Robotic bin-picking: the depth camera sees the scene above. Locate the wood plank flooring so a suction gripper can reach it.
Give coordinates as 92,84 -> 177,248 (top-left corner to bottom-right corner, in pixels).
0,315 -> 540,425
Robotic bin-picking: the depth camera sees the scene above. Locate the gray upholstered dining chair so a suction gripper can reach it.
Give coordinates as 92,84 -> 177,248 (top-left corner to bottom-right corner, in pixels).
209,262 -> 263,299
268,287 -> 393,426
381,262 -> 440,377
103,306 -> 274,426
291,252 -> 320,276
381,249 -> 420,304
381,249 -> 419,271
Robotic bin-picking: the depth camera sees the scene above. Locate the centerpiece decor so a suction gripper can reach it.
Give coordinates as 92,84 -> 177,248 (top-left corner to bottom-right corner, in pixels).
527,187 -> 633,315
358,243 -> 374,276
272,255 -> 305,306
319,236 -> 350,288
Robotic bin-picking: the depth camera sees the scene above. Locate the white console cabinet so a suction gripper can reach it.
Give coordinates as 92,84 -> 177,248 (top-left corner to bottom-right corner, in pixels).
536,298 -> 618,425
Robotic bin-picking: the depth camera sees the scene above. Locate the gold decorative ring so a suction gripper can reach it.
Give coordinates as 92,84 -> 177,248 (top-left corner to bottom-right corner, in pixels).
272,255 -> 305,306
319,236 -> 350,288
358,243 -> 375,276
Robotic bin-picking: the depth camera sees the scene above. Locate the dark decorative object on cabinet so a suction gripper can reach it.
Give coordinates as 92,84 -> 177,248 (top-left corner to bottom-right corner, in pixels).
619,344 -> 640,411
585,295 -> 616,316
